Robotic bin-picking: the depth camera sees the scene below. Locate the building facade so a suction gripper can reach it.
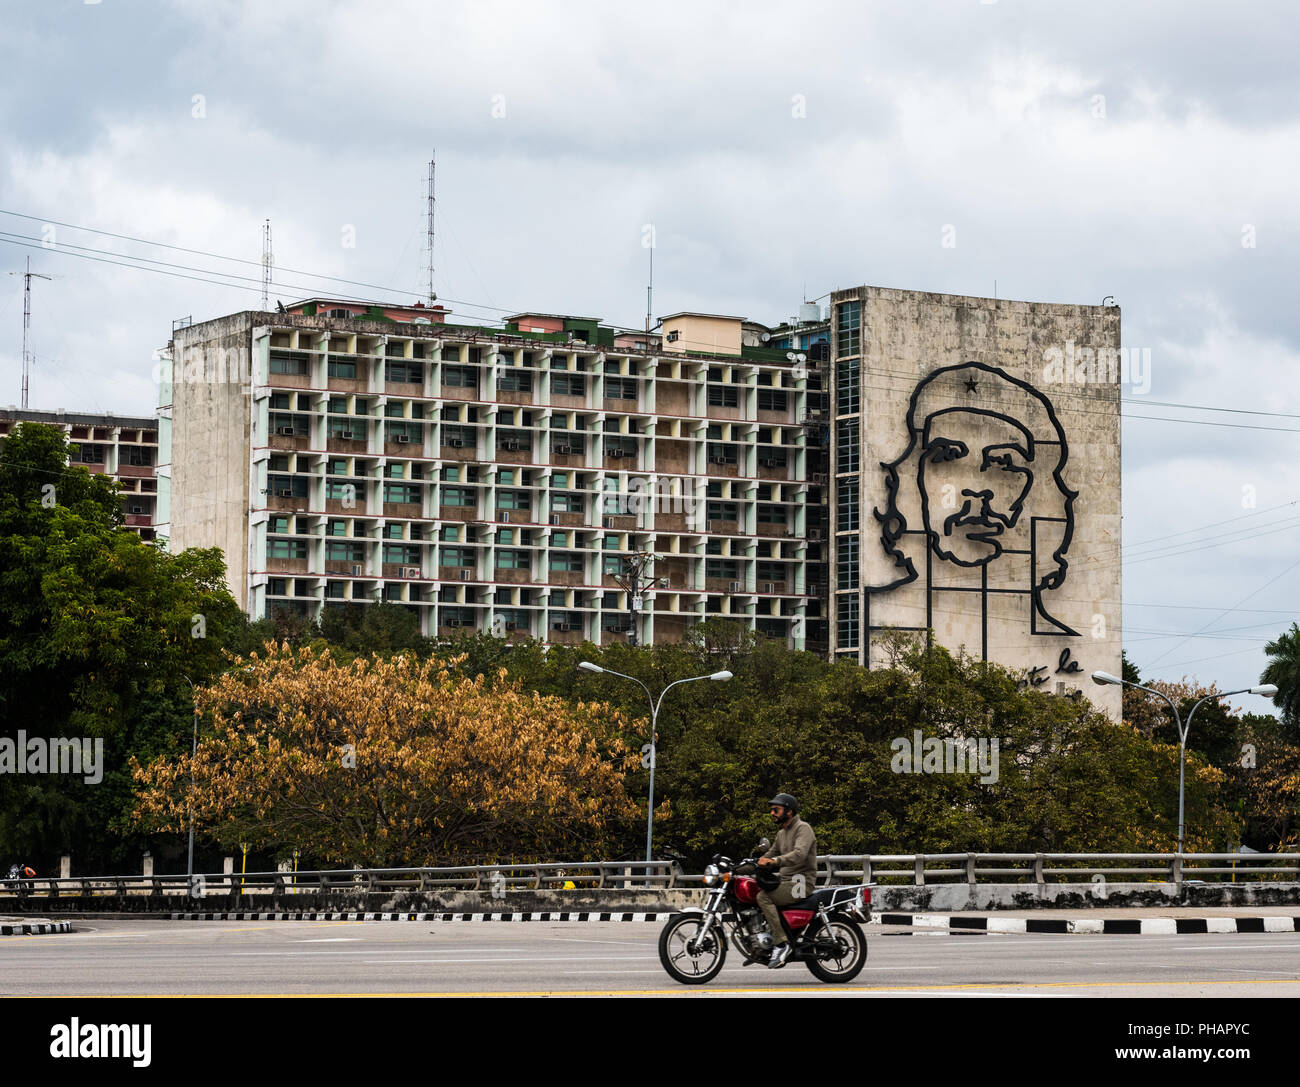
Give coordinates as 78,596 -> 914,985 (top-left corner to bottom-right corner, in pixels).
828,286 -> 1122,717
0,408 -> 159,539
157,303 -> 826,650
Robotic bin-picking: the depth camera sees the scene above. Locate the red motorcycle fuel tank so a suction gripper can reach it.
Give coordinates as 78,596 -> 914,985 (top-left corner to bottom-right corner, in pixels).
733,875 -> 761,904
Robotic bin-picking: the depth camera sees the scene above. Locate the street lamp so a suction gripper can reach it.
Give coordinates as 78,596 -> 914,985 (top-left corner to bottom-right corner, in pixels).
578,661 -> 732,867
1092,671 -> 1277,854
179,674 -> 199,880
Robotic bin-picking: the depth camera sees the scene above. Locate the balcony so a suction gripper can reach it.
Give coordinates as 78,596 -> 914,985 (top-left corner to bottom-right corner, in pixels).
440,440 -> 476,462
439,504 -> 478,523
116,463 -> 155,478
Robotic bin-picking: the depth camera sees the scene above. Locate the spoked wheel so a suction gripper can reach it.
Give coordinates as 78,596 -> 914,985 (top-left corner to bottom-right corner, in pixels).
804,917 -> 866,983
658,913 -> 727,984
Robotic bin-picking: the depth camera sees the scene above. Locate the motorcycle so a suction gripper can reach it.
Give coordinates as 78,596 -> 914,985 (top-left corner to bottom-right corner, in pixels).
657,843 -> 872,985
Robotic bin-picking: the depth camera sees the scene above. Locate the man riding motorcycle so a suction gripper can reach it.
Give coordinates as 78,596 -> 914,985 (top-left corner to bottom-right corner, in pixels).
755,792 -> 816,968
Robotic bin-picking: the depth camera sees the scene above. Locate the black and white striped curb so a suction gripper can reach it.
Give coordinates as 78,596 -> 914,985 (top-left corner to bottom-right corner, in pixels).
878,913 -> 1300,935
0,919 -> 72,935
168,911 -> 678,922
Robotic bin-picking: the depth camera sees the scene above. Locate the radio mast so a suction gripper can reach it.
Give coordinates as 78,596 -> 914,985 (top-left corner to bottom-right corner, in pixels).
426,153 -> 437,304
21,257 -> 51,409
260,219 -> 273,309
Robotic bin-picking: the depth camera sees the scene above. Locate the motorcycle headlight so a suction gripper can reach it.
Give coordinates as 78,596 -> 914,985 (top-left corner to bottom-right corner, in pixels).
703,863 -> 720,887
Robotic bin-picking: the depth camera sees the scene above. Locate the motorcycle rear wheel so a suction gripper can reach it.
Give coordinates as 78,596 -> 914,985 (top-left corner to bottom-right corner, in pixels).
804,917 -> 866,983
658,913 -> 727,984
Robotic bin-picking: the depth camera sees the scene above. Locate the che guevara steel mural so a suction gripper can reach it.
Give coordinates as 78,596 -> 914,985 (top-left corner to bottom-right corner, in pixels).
865,361 -> 1080,671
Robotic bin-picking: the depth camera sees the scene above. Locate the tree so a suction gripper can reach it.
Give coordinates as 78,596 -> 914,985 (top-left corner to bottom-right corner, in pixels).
1261,622 -> 1300,739
130,644 -> 643,866
0,422 -> 248,871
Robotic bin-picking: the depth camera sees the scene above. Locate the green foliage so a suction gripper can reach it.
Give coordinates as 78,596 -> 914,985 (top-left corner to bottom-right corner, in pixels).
0,422 -> 248,872
1261,622 -> 1300,739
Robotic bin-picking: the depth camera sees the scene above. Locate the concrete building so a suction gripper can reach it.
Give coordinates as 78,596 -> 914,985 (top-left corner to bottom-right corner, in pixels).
0,408 -> 160,539
156,302 -> 827,650
155,283 -> 1122,715
827,285 -> 1122,718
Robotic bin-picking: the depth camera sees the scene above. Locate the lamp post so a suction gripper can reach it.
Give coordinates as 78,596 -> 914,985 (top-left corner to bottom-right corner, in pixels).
1091,671 -> 1277,854
578,662 -> 732,868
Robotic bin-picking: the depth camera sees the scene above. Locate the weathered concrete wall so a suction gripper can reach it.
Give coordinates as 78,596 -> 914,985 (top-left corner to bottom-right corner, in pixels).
170,314 -> 256,607
837,286 -> 1122,719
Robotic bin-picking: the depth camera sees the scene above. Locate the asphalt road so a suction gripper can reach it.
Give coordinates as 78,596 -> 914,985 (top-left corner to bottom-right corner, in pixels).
2,919 -> 1299,997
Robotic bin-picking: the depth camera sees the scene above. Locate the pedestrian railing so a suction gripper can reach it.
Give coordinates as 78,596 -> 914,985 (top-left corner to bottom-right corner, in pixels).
2,853 -> 1297,899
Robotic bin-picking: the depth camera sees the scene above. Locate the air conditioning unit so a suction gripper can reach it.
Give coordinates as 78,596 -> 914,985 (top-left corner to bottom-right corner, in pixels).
761,458 -> 779,468
277,426 -> 297,436
763,582 -> 776,594
609,449 -> 625,458
555,445 -> 572,455
395,434 -> 410,444
658,577 -> 670,589
340,432 -> 355,441
729,581 -> 742,592
503,440 -> 520,451
276,489 -> 295,497
809,528 -> 822,542
811,473 -> 828,486
459,569 -> 472,581
402,566 -> 420,578
449,438 -> 465,447
129,505 -> 146,515
505,622 -> 520,632
709,455 -> 728,464
350,565 -> 363,576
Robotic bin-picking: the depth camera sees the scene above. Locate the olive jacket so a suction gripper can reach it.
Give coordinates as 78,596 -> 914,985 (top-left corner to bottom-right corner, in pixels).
762,815 -> 817,895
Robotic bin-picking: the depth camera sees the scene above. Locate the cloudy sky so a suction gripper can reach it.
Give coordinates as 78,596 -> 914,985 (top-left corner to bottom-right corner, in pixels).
1,0 -> 1296,700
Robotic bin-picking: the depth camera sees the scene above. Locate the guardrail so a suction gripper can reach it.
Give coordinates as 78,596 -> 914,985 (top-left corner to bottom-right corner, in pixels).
2,853 -> 1296,899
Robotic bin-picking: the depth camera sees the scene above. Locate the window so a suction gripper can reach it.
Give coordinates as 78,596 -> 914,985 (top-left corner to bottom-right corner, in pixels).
837,477 -> 859,533
602,555 -> 623,575
551,492 -> 583,513
836,419 -> 859,473
441,465 -> 461,482
552,434 -> 585,454
836,300 -> 861,357
496,491 -> 531,511
326,479 -> 365,501
708,384 -> 739,408
270,412 -> 307,436
497,369 -> 533,393
325,581 -> 346,599
329,418 -> 367,440
327,458 -> 348,475
836,592 -> 859,649
268,579 -> 288,596
441,487 -> 475,508
550,531 -> 568,546
757,389 -> 788,412
836,358 -> 860,415
270,351 -> 309,375
495,550 -> 530,570
328,356 -> 358,379
757,504 -> 787,525
442,365 -> 478,389
268,475 -> 308,498
385,361 -> 421,383
326,519 -> 348,536
383,483 -> 421,504
440,525 -> 461,542
441,547 -> 475,568
268,515 -> 290,534
548,552 -> 583,572
707,501 -> 738,522
604,377 -> 637,400
706,559 -> 739,580
706,444 -> 737,466
267,539 -> 307,560
837,535 -> 859,591
325,541 -> 365,562
383,544 -> 420,565
268,454 -> 290,472
551,374 -> 585,396
270,393 -> 291,410
383,523 -> 405,540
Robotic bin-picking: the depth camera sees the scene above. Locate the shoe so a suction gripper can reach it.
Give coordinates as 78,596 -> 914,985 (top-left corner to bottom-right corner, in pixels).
768,943 -> 792,969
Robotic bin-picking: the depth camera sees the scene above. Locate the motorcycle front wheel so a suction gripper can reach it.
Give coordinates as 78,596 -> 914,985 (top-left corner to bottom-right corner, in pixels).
804,917 -> 866,983
658,913 -> 728,984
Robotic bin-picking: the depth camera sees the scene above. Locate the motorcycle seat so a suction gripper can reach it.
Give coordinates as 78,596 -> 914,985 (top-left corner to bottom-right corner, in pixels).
783,886 -> 858,912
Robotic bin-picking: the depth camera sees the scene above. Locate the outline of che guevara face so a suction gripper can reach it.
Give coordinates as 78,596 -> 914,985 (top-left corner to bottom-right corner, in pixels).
918,408 -> 1035,567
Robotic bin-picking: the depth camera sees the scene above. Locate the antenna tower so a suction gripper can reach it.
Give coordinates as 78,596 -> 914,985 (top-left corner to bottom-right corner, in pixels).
21,256 -> 51,409
427,154 -> 437,304
261,219 -> 273,309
